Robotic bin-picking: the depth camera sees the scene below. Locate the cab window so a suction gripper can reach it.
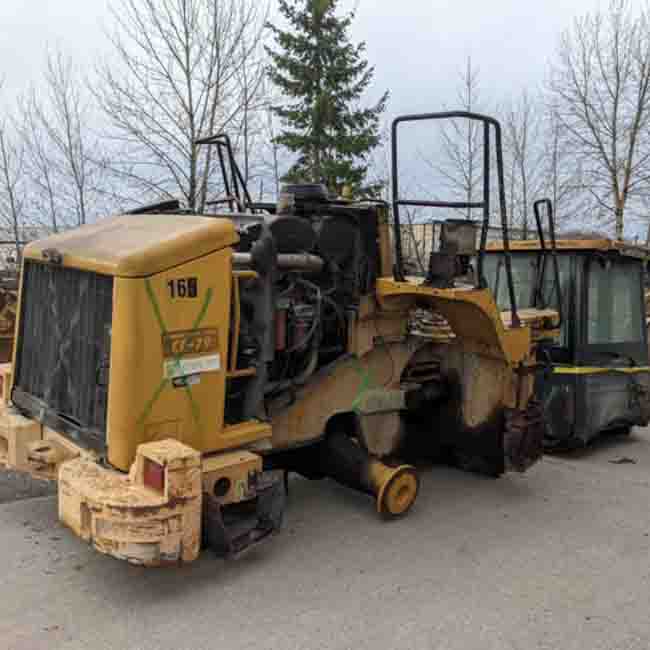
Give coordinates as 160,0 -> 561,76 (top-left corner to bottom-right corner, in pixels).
586,258 -> 643,344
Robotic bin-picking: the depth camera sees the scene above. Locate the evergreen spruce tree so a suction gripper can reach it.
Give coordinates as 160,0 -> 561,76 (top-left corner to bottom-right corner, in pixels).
266,0 -> 388,195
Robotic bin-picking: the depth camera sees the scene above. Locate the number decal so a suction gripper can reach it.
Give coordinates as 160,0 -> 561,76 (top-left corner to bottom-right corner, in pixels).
162,329 -> 219,358
168,277 -> 198,299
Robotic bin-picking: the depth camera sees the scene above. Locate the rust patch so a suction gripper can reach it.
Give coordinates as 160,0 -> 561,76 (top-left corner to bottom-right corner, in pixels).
58,439 -> 202,567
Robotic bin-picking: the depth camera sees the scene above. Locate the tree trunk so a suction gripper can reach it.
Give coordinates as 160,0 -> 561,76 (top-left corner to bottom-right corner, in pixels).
615,204 -> 624,240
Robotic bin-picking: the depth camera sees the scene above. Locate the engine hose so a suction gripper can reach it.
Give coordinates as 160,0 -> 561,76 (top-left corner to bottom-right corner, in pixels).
286,279 -> 322,354
264,337 -> 320,395
322,294 -> 346,337
292,342 -> 319,386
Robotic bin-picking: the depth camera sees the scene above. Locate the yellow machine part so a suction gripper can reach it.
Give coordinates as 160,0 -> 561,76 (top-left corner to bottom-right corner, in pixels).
23,213 -> 238,278
375,278 -> 534,366
106,248 -> 268,471
369,461 -> 419,518
15,214 -> 271,472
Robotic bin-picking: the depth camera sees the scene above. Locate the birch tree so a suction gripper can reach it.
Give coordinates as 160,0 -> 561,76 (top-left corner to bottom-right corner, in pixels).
20,93 -> 61,233
539,103 -> 587,229
19,51 -> 104,230
424,58 -> 487,219
503,90 -> 545,238
96,0 -> 267,212
549,0 -> 650,239
0,103 -> 26,262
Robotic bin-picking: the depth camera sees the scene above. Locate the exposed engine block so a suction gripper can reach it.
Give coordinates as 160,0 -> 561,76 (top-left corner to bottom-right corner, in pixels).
225,184 -> 382,423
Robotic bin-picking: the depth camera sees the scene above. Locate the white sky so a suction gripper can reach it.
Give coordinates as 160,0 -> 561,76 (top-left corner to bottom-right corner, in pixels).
1,0 -> 641,109
1,0 -> 646,234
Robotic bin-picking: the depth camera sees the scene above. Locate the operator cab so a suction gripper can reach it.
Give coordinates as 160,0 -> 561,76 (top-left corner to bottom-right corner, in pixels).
484,219 -> 650,448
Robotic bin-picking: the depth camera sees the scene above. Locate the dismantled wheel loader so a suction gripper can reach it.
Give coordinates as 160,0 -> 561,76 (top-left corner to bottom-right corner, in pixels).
0,112 -> 558,566
484,199 -> 650,449
0,267 -> 19,364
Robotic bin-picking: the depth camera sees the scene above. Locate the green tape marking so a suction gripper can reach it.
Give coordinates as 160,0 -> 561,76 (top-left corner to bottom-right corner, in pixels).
137,378 -> 168,427
180,286 -> 215,424
145,278 -> 167,335
137,281 -> 215,429
351,361 -> 375,413
184,388 -> 202,426
193,287 -> 213,328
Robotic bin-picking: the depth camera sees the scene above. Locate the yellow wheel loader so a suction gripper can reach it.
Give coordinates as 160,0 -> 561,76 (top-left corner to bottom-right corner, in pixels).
0,285 -> 16,364
0,112 -> 558,566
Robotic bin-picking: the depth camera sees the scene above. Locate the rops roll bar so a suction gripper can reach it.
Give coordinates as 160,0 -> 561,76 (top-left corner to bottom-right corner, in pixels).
391,111 -> 520,327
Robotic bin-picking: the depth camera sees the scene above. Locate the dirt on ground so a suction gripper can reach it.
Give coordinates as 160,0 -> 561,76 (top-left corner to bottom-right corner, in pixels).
0,468 -> 56,503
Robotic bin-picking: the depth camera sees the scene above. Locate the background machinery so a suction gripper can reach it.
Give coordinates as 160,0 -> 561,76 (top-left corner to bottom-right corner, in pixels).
484,199 -> 650,449
0,113 -> 558,566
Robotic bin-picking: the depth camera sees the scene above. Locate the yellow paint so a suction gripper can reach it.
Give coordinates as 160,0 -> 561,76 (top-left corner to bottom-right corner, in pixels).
269,342 -> 416,449
486,238 -> 650,259
382,471 -> 418,516
23,213 -> 238,277
375,278 -> 536,365
107,248 -> 269,471
201,450 -> 262,505
369,462 -> 419,517
552,365 -> 650,375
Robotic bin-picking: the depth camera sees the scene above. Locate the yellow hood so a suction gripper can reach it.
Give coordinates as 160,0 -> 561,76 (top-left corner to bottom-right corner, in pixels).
23,213 -> 238,278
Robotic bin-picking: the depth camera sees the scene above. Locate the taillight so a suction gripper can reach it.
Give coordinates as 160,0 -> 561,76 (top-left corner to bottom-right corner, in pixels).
143,458 -> 165,492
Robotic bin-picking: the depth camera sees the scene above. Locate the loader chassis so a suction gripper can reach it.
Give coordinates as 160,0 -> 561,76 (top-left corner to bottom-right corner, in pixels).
0,112 -> 558,566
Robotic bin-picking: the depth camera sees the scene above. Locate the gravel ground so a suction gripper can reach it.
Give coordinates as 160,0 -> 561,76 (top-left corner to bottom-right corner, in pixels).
1,430 -> 650,649
0,467 -> 56,503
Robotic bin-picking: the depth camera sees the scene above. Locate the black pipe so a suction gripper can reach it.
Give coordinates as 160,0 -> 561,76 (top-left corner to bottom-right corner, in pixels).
477,121 -> 490,289
493,121 -> 519,326
391,119 -> 406,281
318,430 -> 376,496
216,144 -> 234,213
533,198 -> 563,327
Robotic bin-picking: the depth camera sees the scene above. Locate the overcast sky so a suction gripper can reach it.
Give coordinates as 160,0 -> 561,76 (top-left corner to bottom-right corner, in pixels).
1,0 -> 647,234
1,0 -> 643,112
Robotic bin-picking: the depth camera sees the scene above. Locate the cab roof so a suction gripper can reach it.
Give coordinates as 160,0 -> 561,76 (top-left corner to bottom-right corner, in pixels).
486,238 -> 650,260
23,213 -> 238,278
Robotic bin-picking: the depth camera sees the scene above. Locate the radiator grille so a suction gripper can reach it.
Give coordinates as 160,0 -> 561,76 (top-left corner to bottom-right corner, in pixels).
14,261 -> 113,446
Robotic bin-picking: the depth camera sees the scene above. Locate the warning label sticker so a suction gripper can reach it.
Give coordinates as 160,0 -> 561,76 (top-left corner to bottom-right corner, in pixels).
164,354 -> 221,380
162,328 -> 218,359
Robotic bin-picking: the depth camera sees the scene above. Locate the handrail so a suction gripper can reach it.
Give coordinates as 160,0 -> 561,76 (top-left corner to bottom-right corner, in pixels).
195,133 -> 256,213
390,110 -> 520,326
533,198 -> 563,327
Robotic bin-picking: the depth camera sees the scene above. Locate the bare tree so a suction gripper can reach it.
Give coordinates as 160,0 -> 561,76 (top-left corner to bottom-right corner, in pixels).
20,93 -> 60,233
18,51 -> 104,231
253,104 -> 285,201
549,0 -> 650,239
539,102 -> 588,230
363,122 -> 392,203
0,92 -> 26,262
425,58 -> 487,219
503,90 -> 545,237
96,0 -> 268,212
234,33 -> 268,186
45,52 -> 96,226
266,107 -> 281,198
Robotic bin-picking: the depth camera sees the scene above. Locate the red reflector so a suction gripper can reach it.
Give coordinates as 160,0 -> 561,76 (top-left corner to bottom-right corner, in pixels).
143,459 -> 165,492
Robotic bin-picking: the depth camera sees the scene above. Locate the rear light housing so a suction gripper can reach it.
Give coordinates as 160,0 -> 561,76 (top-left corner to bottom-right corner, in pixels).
143,458 -> 165,493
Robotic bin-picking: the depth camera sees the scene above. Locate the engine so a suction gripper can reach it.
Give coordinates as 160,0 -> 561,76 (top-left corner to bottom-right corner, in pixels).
225,184 -> 382,423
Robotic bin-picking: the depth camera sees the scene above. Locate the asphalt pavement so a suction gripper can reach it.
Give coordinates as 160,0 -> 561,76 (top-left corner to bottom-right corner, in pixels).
1,429 -> 650,650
